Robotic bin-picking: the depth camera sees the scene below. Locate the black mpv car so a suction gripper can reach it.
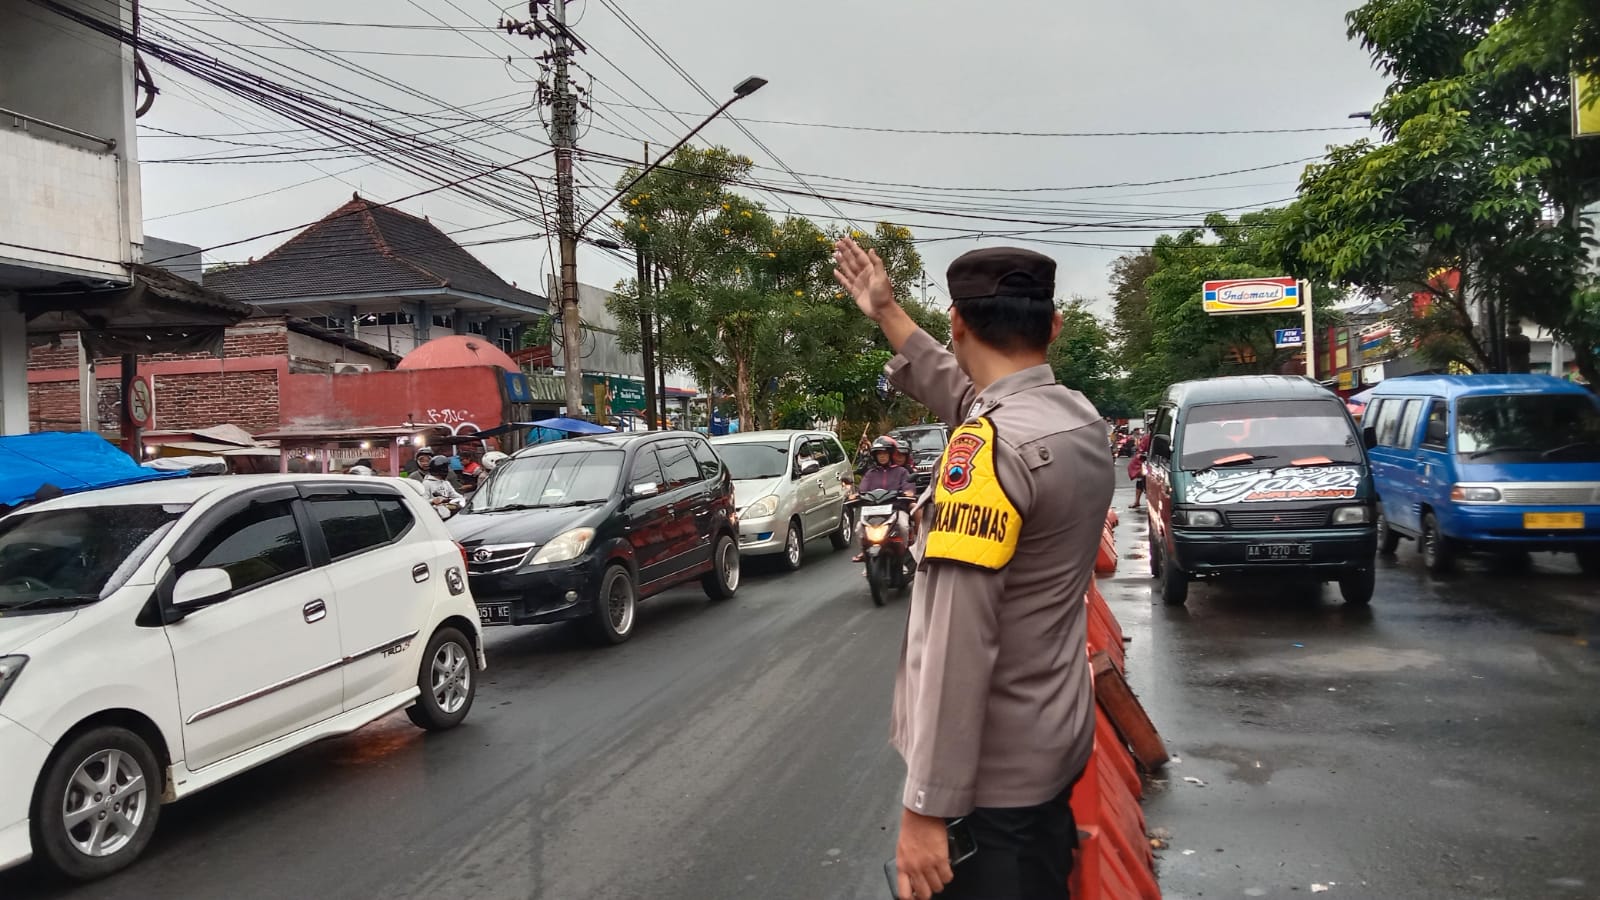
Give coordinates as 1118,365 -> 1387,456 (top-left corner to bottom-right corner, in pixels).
447,431 -> 740,644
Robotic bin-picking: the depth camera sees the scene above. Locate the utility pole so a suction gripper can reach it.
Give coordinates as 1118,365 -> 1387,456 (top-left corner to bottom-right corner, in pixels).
502,1 -> 589,415
636,144 -> 657,429
548,0 -> 585,418
655,262 -> 669,430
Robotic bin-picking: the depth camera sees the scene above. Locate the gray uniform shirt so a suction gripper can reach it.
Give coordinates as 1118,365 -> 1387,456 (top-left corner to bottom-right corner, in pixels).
886,329 -> 1113,817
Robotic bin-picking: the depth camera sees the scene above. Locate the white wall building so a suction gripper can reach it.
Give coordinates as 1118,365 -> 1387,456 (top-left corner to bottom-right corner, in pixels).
0,0 -> 146,434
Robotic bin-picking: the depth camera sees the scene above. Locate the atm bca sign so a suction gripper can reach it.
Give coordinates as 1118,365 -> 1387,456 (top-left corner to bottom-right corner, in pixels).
1202,277 -> 1301,315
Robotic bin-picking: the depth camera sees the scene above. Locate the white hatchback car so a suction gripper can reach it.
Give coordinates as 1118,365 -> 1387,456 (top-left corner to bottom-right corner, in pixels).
0,475 -> 484,880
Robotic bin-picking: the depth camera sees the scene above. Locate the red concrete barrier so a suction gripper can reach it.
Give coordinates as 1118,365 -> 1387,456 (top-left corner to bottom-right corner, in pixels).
1095,524 -> 1118,576
1085,582 -> 1127,675
1069,573 -> 1166,898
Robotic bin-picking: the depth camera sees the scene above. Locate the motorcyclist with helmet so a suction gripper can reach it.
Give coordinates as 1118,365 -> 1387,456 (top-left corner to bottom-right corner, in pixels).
854,436 -> 916,562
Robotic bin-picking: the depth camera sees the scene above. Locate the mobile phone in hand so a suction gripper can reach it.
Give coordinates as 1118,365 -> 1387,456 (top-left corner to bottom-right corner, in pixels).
884,819 -> 980,898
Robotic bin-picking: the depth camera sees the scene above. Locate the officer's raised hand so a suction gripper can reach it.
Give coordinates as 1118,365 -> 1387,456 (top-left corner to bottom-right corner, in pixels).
833,237 -> 895,320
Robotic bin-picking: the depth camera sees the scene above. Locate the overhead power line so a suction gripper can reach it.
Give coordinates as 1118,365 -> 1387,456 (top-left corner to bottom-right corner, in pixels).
588,99 -> 1371,139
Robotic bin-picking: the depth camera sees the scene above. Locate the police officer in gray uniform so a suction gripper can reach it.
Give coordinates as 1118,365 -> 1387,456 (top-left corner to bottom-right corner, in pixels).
834,239 -> 1114,900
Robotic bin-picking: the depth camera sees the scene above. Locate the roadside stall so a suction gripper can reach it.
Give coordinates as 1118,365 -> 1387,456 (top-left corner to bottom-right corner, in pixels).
253,424 -> 449,476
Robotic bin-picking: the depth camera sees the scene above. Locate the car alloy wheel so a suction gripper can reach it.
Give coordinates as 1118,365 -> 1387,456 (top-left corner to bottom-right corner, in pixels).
720,537 -> 741,592
830,508 -> 852,550
608,569 -> 636,635
784,519 -> 803,570
430,639 -> 472,715
704,533 -> 741,601
408,626 -> 478,729
34,726 -> 164,880
62,749 -> 149,859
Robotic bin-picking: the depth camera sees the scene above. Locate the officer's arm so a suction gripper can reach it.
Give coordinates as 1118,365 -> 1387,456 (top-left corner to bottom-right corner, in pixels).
885,329 -> 976,429
900,440 -> 1035,818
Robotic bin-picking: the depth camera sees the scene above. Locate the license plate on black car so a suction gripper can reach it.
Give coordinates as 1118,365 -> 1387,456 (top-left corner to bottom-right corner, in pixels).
1246,543 -> 1312,561
476,603 -> 512,626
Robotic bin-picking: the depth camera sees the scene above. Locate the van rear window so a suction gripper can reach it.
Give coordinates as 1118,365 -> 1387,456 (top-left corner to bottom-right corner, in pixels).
1180,400 -> 1361,470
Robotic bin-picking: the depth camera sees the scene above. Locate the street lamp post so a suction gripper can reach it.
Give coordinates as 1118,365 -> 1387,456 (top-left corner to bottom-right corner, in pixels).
558,76 -> 767,419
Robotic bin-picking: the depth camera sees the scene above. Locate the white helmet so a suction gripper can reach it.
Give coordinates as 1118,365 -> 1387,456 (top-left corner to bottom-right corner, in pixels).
482,451 -> 510,471
347,465 -> 374,477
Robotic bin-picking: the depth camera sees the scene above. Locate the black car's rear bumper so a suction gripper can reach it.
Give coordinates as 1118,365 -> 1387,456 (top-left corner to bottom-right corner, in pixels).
467,555 -> 605,625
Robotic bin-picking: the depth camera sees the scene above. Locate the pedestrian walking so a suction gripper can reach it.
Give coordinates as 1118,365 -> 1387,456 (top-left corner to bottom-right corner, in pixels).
834,239 -> 1113,900
1129,430 -> 1151,509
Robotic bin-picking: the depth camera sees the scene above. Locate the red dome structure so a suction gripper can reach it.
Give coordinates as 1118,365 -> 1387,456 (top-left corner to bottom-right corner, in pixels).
397,335 -> 519,372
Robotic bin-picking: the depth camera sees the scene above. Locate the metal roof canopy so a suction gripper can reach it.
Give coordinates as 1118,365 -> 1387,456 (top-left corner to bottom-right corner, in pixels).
21,263 -> 252,356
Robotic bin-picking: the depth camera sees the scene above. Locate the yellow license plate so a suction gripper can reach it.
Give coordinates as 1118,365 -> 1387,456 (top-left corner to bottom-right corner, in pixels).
1523,512 -> 1584,529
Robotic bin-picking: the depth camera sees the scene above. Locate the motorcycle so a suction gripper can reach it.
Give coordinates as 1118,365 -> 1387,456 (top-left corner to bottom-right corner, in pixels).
853,488 -> 916,607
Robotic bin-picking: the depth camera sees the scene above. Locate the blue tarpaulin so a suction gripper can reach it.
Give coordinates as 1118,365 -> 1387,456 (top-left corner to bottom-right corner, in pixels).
529,417 -> 614,435
0,432 -> 182,508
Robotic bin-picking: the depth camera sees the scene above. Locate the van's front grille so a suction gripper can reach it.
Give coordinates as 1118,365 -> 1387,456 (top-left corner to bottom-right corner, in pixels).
464,543 -> 537,575
1497,483 -> 1600,505
1226,509 -> 1330,529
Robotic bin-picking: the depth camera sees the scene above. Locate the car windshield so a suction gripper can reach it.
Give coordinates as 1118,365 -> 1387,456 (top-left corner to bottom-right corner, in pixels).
1180,399 -> 1361,470
1455,393 -> 1600,462
0,504 -> 187,610
716,442 -> 790,480
896,429 -> 946,453
468,450 -> 624,511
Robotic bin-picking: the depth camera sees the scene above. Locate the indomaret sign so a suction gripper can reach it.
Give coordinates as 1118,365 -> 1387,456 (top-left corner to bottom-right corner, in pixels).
1201,277 -> 1301,315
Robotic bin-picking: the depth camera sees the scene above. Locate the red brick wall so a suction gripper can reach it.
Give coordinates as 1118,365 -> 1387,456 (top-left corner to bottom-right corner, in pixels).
153,371 -> 281,434
26,321 -> 290,434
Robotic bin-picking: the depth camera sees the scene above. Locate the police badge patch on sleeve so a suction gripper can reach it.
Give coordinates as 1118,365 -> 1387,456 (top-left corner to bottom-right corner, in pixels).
924,417 -> 1021,570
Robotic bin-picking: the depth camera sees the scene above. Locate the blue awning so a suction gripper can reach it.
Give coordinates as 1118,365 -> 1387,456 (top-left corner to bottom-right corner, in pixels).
0,432 -> 182,508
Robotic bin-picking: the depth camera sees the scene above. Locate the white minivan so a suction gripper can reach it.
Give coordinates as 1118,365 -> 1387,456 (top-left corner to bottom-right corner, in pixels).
0,475 -> 485,880
711,431 -> 854,570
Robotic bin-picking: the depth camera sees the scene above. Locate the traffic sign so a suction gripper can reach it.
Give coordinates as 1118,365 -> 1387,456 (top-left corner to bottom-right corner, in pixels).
1202,277 -> 1301,315
126,376 -> 154,428
1274,327 -> 1305,349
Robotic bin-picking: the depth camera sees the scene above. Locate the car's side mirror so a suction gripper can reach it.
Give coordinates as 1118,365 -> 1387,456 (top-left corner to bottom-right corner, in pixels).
629,482 -> 660,499
1151,435 -> 1171,459
1362,427 -> 1378,450
797,458 -> 821,477
172,568 -> 232,609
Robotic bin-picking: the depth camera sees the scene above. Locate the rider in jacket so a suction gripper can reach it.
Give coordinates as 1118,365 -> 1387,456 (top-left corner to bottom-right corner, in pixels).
855,436 -> 916,561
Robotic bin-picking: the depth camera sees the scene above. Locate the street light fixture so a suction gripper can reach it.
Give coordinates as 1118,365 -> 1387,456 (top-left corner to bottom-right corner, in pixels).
559,75 -> 767,421
575,76 -> 767,235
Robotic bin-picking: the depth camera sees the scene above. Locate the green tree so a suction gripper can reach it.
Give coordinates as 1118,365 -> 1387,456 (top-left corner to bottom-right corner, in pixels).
604,147 -> 942,428
1048,300 -> 1124,416
1130,211 -> 1335,408
1277,0 -> 1600,382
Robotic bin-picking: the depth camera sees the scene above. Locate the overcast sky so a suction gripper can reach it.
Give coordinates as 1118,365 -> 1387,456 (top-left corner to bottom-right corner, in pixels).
131,0 -> 1389,315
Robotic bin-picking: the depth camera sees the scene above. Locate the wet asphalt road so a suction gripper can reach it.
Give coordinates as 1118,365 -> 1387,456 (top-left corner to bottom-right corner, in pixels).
3,537 -> 913,900
1107,485 -> 1600,900
6,483 -> 1599,900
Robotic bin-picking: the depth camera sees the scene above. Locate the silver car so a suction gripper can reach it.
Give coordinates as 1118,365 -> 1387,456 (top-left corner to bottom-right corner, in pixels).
711,430 -> 853,570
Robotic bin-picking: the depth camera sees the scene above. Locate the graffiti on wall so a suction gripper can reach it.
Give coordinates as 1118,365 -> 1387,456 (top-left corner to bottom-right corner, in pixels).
426,407 -> 482,436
